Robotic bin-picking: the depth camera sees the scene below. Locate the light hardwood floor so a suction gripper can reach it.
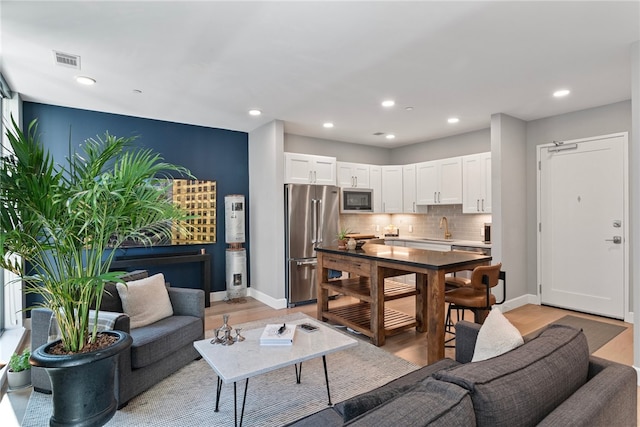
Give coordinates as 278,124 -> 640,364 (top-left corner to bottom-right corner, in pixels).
5,297 -> 638,425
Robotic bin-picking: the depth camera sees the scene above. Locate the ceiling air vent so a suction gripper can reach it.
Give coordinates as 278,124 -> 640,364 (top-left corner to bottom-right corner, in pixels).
53,51 -> 81,69
372,132 -> 385,136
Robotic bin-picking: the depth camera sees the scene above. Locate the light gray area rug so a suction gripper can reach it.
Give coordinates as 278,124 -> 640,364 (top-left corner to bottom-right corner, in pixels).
22,313 -> 419,427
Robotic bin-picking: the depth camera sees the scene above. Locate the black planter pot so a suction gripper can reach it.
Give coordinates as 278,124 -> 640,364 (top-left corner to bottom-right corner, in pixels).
30,330 -> 133,427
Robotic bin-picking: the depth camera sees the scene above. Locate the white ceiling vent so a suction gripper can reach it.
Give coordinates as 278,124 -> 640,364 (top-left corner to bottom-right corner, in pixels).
53,51 -> 81,69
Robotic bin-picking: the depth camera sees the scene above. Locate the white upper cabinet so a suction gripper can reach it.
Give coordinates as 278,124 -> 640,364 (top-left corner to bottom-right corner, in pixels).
403,164 -> 417,213
284,152 -> 337,185
462,152 -> 491,213
416,157 -> 462,205
337,162 -> 370,188
381,166 -> 403,213
369,165 -> 383,213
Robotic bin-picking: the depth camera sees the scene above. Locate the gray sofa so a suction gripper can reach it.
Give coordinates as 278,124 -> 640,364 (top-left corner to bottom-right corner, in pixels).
31,270 -> 205,408
289,320 -> 637,426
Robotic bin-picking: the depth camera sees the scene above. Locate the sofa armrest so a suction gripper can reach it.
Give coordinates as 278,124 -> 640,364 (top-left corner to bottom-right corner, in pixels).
537,359 -> 637,426
168,287 -> 205,319
454,320 -> 481,363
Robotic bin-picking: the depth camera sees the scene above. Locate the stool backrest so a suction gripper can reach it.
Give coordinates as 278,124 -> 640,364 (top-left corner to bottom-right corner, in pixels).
470,263 -> 502,291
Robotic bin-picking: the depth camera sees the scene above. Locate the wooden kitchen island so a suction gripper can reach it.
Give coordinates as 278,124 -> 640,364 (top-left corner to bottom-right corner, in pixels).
316,244 -> 492,363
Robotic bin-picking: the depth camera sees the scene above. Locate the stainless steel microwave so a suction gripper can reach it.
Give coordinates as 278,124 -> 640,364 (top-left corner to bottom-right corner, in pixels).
340,188 -> 373,213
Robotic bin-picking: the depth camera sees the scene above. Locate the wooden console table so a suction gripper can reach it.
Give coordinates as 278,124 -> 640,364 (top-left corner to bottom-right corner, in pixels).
316,244 -> 491,364
111,252 -> 212,307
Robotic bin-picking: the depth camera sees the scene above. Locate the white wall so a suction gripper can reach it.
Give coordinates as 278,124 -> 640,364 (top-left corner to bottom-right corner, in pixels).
285,133 -> 390,165
390,128 -> 490,165
629,41 -> 640,375
248,120 -> 287,308
491,114 -> 527,306
525,101 -> 632,297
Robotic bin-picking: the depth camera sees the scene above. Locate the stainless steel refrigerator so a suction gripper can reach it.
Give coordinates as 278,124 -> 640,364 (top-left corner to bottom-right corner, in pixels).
285,184 -> 340,306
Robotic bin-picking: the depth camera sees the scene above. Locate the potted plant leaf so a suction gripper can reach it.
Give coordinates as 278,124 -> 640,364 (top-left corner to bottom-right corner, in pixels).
7,348 -> 31,389
0,118 -> 193,426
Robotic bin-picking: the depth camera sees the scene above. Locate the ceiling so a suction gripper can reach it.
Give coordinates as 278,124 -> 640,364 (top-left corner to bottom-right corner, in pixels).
1,1 -> 639,148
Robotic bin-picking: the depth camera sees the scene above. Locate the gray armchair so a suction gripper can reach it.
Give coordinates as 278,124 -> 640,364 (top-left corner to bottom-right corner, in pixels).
31,270 -> 205,408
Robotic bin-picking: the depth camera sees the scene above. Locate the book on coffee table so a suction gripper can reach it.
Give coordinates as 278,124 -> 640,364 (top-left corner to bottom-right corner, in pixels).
260,323 -> 296,345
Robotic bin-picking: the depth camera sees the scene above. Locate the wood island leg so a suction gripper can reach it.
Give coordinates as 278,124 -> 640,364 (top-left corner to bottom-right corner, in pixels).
426,269 -> 446,363
317,252 -> 329,321
370,264 -> 385,346
415,273 -> 427,333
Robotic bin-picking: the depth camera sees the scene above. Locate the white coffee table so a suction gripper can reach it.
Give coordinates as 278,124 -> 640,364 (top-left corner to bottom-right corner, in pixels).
193,317 -> 357,426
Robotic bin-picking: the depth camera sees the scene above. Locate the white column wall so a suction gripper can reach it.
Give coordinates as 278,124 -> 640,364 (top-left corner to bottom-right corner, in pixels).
491,113 -> 528,307
630,40 -> 640,377
248,120 -> 287,308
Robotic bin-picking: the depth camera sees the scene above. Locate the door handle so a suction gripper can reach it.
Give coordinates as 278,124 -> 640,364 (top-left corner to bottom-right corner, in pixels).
296,260 -> 318,267
317,199 -> 323,243
605,236 -> 622,244
311,199 -> 318,243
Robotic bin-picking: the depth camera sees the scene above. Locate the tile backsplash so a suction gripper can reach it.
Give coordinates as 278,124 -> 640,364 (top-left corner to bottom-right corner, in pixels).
340,205 -> 491,242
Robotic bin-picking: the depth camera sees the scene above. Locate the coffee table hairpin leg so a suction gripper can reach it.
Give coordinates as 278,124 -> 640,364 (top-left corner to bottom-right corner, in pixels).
215,355 -> 333,427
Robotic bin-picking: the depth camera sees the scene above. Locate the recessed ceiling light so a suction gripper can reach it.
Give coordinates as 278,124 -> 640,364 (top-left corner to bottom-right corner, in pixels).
381,100 -> 395,108
385,134 -> 396,139
323,122 -> 334,128
447,117 -> 460,124
132,89 -> 142,94
553,89 -> 570,97
248,109 -> 262,116
405,106 -> 414,111
75,76 -> 96,86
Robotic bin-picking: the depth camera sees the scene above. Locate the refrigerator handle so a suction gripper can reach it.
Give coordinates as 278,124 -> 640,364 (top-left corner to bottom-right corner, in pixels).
317,199 -> 323,243
311,199 -> 318,243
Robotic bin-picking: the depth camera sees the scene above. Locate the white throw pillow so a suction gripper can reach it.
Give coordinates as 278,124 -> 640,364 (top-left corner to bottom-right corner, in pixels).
116,273 -> 173,329
471,308 -> 524,362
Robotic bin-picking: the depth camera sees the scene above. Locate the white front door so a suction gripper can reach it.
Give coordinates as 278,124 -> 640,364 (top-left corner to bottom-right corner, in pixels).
538,133 -> 628,319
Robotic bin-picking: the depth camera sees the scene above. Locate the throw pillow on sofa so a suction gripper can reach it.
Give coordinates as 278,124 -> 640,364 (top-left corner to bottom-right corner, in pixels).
116,273 -> 174,328
472,307 -> 524,362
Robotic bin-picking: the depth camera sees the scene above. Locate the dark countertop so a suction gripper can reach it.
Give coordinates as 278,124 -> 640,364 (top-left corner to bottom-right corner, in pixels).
316,243 -> 492,270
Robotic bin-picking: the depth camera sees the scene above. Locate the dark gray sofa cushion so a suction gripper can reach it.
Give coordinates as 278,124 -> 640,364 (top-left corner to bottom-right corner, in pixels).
334,357 -> 459,422
129,315 -> 202,369
346,377 -> 475,426
434,324 -> 589,427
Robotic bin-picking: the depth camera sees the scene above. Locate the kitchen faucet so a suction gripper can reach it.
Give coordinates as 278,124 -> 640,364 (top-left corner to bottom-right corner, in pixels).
439,216 -> 452,239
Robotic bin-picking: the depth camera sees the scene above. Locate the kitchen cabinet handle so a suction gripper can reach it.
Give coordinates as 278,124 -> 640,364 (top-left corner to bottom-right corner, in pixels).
434,192 -> 437,203
481,199 -> 485,211
413,202 -> 416,212
309,171 -> 313,183
351,176 -> 355,187
355,176 -> 358,187
477,199 -> 480,211
438,192 -> 441,203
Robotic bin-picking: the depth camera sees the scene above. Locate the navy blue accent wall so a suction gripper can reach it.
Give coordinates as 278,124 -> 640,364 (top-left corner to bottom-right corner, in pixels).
23,102 -> 249,304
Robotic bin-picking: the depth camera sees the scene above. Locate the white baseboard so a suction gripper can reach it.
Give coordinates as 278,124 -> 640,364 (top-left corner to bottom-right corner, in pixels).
499,293 -> 538,313
247,288 -> 288,310
209,289 -> 287,309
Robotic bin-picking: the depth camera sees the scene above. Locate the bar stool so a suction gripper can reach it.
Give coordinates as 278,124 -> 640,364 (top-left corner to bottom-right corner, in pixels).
444,263 -> 505,346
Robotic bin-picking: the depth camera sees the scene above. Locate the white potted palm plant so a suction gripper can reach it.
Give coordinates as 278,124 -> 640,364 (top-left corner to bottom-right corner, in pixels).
0,118 -> 193,426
